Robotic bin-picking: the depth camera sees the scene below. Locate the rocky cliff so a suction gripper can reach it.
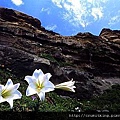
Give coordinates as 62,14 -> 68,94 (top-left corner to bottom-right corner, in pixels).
0,7 -> 120,100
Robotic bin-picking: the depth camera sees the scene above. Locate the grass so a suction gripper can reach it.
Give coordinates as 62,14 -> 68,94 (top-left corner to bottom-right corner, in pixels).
0,67 -> 120,113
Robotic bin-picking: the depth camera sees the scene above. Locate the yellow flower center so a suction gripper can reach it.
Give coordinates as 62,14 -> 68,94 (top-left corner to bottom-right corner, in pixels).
36,80 -> 44,92
37,85 -> 42,90
1,89 -> 11,98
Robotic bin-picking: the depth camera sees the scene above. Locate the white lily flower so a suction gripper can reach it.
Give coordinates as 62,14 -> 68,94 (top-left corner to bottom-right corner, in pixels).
0,79 -> 22,109
55,79 -> 76,92
25,69 -> 55,101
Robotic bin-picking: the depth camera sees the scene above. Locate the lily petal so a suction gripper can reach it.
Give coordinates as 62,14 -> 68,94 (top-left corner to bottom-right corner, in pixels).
7,99 -> 13,109
26,86 -> 37,96
42,81 -> 55,92
4,79 -> 13,90
33,69 -> 44,79
39,73 -> 52,87
44,73 -> 52,81
56,80 -> 75,87
56,86 -> 75,92
38,92 -> 45,101
0,96 -> 6,103
11,83 -> 20,92
0,85 -> 4,92
12,90 -> 22,100
24,76 -> 35,84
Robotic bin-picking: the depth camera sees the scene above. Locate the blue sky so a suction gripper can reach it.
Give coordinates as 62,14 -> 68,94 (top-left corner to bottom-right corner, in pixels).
0,0 -> 120,36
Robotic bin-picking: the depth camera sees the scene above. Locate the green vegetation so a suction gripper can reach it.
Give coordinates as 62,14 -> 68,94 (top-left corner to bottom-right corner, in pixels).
80,85 -> 120,112
40,53 -> 73,67
0,68 -> 120,112
40,53 -> 58,63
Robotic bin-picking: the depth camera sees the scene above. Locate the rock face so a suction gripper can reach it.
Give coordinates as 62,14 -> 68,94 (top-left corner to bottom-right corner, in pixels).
0,7 -> 120,100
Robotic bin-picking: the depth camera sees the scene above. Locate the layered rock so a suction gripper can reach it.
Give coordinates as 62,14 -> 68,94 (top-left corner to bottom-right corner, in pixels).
0,7 -> 120,100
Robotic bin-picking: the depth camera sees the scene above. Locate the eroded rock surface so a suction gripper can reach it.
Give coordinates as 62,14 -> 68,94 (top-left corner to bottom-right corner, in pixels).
0,7 -> 120,100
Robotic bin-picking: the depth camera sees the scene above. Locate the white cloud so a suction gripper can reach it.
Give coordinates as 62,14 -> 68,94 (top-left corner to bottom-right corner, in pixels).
40,8 -> 50,14
45,24 -> 57,31
87,0 -> 108,4
51,0 -> 108,28
62,0 -> 90,27
108,15 -> 120,26
91,7 -> 103,20
11,0 -> 24,6
51,0 -> 63,8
